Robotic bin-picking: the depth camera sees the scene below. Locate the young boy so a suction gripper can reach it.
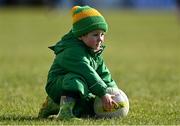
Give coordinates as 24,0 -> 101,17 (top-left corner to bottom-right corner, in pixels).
38,5 -> 119,120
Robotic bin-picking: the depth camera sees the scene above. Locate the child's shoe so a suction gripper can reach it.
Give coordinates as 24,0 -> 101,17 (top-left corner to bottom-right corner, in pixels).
55,96 -> 82,121
38,96 -> 59,118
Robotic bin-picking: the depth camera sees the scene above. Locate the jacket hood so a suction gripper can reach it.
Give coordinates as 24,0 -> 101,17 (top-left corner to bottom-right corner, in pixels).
48,30 -> 82,55
48,30 -> 105,56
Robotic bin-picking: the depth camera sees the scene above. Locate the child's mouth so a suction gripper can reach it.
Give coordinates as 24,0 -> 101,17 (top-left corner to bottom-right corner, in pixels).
96,42 -> 101,47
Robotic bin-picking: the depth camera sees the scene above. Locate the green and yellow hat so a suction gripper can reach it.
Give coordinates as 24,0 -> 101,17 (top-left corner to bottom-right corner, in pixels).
71,6 -> 108,37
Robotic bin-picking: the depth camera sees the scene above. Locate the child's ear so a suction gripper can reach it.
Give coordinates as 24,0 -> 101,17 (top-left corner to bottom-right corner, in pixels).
78,34 -> 87,40
78,35 -> 85,40
78,37 -> 82,40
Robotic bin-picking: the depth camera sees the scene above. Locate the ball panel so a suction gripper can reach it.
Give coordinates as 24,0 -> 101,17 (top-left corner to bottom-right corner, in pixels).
94,88 -> 129,118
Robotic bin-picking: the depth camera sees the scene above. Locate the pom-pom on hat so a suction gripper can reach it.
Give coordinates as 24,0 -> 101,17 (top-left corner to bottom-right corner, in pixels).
71,6 -> 108,37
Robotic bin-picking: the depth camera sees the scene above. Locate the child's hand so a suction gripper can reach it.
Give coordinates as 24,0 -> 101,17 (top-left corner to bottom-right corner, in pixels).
101,94 -> 118,111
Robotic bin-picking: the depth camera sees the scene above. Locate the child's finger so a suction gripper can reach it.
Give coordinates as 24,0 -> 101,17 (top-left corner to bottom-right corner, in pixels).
112,100 -> 118,108
110,94 -> 116,98
109,94 -> 118,108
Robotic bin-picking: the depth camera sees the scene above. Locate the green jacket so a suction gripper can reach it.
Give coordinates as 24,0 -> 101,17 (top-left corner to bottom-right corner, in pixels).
45,30 -> 117,104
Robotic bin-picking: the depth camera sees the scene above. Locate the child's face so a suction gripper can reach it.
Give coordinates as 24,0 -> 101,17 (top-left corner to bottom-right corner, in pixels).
79,30 -> 105,51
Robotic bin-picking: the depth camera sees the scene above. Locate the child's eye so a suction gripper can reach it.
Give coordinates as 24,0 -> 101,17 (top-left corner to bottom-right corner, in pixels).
101,33 -> 104,36
93,33 -> 104,37
93,34 -> 98,36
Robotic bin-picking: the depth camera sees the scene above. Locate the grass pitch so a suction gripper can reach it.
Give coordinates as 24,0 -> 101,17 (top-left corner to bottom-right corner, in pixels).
0,7 -> 180,125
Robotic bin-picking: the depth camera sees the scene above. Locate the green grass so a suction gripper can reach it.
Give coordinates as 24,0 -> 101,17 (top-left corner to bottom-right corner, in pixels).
0,7 -> 180,125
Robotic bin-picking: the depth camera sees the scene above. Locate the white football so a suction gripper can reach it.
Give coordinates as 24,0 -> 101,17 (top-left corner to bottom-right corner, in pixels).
94,87 -> 129,118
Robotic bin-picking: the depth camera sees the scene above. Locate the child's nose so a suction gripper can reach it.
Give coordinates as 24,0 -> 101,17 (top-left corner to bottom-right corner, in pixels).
98,36 -> 103,42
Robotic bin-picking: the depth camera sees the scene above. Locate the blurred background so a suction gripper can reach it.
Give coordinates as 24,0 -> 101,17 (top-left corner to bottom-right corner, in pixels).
0,0 -> 178,9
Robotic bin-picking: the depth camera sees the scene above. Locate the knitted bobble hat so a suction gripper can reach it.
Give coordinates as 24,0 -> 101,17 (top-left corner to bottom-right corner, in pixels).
71,6 -> 108,37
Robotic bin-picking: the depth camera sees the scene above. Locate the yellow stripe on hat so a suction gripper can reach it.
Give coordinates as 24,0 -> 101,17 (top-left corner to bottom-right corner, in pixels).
71,6 -> 80,15
72,8 -> 102,24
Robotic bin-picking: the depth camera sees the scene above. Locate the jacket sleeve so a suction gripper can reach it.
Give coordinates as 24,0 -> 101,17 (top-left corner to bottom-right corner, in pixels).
56,47 -> 107,97
96,57 -> 118,88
